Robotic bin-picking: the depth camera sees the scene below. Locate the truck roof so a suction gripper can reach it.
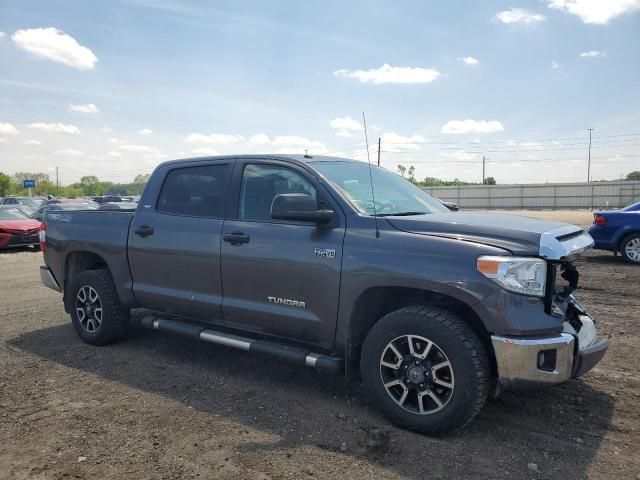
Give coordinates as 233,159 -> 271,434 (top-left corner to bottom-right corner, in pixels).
157,154 -> 361,169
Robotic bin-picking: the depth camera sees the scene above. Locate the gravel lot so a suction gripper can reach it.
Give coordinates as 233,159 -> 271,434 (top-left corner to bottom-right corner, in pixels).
1,212 -> 638,479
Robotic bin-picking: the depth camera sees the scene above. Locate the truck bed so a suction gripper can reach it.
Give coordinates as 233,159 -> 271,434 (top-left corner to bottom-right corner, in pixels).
43,210 -> 136,306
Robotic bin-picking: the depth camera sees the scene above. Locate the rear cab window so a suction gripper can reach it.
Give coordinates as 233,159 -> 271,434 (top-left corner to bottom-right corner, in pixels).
157,164 -> 230,218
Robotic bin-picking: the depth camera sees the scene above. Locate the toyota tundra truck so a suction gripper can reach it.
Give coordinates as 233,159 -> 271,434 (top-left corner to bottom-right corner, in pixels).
39,154 -> 608,434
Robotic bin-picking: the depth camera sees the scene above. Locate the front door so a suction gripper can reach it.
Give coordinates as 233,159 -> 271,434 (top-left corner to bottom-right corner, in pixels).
128,161 -> 231,322
221,160 -> 345,348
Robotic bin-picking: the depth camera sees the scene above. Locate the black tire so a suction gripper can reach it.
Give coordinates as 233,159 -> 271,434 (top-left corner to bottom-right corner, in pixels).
69,269 -> 130,345
620,233 -> 640,264
32,244 -> 41,251
361,305 -> 490,434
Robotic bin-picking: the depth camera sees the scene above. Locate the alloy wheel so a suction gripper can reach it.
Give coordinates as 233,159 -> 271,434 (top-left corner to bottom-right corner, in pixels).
379,335 -> 454,415
75,285 -> 103,333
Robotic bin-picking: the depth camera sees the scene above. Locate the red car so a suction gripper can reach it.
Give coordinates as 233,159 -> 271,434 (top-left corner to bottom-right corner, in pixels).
0,205 -> 42,250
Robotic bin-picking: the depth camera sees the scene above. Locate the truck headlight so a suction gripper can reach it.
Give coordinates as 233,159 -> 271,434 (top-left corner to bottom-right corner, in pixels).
477,256 -> 547,297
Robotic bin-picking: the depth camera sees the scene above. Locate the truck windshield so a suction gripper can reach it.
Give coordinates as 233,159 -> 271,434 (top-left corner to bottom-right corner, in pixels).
311,161 -> 448,216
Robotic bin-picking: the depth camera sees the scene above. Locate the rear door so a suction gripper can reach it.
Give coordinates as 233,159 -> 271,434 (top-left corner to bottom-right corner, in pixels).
220,159 -> 346,348
128,161 -> 232,322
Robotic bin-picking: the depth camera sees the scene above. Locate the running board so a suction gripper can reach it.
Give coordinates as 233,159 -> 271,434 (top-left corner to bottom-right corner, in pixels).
141,315 -> 343,373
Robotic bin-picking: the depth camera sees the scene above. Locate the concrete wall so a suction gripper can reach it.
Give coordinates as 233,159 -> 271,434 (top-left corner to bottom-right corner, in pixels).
422,181 -> 640,210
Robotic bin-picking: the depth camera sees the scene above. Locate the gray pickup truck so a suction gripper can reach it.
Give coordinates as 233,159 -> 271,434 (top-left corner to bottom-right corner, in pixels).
40,155 -> 608,433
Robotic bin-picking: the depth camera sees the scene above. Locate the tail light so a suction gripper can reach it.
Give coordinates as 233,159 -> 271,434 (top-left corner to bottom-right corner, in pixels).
39,221 -> 46,251
593,214 -> 607,225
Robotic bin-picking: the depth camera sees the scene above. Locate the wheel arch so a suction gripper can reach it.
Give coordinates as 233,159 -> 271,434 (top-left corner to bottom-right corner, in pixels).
345,286 -> 497,379
63,251 -> 109,312
617,228 -> 640,249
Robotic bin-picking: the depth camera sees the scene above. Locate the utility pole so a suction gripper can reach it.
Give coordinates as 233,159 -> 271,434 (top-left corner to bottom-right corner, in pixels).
587,128 -> 594,183
377,137 -> 381,167
482,156 -> 486,184
56,167 -> 59,196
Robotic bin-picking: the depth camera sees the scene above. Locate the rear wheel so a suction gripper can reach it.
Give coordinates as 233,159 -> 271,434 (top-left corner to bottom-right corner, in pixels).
70,269 -> 130,345
361,305 -> 490,434
620,233 -> 640,264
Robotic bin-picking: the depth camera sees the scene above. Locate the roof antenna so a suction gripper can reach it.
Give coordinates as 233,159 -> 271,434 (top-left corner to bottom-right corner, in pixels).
362,111 -> 380,238
304,149 -> 312,159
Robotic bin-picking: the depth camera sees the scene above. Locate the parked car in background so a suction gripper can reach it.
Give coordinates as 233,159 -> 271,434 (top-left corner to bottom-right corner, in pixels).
98,202 -> 138,210
588,201 -> 640,264
0,205 -> 42,250
93,195 -> 124,204
1,196 -> 46,210
31,202 -> 98,222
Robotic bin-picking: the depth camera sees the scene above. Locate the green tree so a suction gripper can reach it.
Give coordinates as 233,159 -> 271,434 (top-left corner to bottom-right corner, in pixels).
407,165 -> 416,184
12,172 -> 51,185
0,172 -> 11,196
483,177 -> 496,185
80,176 -> 101,196
397,165 -> 407,177
133,173 -> 150,184
626,171 -> 640,181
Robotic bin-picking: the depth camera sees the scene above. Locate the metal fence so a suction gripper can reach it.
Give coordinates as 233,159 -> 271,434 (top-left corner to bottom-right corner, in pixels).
422,181 -> 640,210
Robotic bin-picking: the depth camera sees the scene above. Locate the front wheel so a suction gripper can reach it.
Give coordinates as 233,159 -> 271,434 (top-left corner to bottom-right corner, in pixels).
620,233 -> 640,264
361,305 -> 490,434
70,269 -> 130,345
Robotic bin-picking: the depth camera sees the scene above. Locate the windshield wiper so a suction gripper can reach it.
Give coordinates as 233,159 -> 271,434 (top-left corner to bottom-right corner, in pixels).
377,211 -> 427,217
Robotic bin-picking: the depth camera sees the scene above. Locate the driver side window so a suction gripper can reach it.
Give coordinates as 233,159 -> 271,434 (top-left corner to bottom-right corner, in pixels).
239,164 -> 317,222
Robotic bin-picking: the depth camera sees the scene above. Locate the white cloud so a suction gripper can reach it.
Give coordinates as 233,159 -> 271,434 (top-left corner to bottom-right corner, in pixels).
547,0 -> 640,24
441,119 -> 504,134
99,127 -> 112,133
185,133 -> 245,144
24,140 -> 42,146
28,122 -> 80,134
551,60 -> 561,69
335,130 -> 354,138
334,64 -> 440,84
441,151 -> 478,161
381,132 -> 426,151
460,56 -> 479,66
579,50 -> 606,58
0,138 -> 7,144
330,116 -> 363,131
108,138 -> 121,144
138,128 -> 154,135
495,8 -> 547,24
248,133 -> 271,145
107,151 -> 122,158
0,122 -> 20,135
0,32 -> 6,38
55,148 -> 83,156
191,147 -> 220,156
11,27 -> 98,70
330,116 -> 364,138
68,103 -> 99,113
118,144 -> 161,153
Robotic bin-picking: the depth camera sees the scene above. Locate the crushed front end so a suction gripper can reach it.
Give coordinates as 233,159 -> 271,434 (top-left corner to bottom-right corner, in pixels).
490,226 -> 608,389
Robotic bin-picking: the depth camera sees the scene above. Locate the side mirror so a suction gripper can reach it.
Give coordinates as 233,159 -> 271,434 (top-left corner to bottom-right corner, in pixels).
270,193 -> 334,225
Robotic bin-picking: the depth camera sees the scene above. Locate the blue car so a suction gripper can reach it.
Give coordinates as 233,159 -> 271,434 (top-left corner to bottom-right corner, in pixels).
588,201 -> 640,264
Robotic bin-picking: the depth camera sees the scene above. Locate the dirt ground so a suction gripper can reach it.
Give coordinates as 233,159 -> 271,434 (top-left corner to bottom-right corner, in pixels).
1,212 -> 638,479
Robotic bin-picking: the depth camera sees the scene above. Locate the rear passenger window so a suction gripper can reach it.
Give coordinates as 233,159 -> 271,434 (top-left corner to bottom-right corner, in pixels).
157,164 -> 229,218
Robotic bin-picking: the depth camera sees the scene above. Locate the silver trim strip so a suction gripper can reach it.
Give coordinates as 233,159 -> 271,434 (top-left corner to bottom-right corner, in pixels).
539,225 -> 594,260
200,330 -> 252,351
305,352 -> 321,367
40,266 -> 62,292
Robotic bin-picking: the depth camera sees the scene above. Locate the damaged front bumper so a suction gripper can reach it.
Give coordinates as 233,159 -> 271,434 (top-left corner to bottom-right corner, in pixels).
491,298 -> 608,388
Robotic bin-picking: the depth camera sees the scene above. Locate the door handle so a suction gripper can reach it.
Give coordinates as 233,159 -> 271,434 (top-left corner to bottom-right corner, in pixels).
223,231 -> 250,245
134,225 -> 154,237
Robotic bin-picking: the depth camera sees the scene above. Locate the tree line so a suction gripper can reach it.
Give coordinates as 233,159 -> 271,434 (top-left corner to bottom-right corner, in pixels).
0,171 -> 150,198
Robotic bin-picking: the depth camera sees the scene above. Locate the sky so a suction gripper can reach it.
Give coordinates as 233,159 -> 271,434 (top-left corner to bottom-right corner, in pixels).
0,0 -> 639,185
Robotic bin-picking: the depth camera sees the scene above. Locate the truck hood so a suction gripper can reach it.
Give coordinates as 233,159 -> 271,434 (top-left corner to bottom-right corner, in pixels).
386,212 -> 592,258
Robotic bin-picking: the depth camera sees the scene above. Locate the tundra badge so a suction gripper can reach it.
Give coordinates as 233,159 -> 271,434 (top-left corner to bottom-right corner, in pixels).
267,296 -> 306,308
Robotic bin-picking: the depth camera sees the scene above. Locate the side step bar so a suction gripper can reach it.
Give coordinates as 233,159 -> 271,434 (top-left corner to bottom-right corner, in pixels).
141,315 -> 344,373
